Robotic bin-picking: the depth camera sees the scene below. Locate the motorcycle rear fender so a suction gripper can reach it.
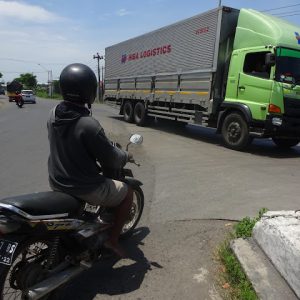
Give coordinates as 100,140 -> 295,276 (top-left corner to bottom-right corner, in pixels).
123,178 -> 143,189
0,215 -> 21,234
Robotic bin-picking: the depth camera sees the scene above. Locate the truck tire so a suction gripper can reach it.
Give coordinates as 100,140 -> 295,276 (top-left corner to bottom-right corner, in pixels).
123,101 -> 134,123
272,138 -> 299,149
221,112 -> 251,150
134,102 -> 147,126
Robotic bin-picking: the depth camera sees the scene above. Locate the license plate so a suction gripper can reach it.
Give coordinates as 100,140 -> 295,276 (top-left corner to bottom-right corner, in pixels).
0,240 -> 18,265
84,203 -> 99,213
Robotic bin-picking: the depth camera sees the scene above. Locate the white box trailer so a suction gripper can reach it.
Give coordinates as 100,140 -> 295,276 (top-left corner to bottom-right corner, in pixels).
104,6 -> 300,151
104,6 -> 239,125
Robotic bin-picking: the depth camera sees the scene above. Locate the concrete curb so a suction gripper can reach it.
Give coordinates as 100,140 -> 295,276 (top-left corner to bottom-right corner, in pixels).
253,211 -> 300,299
231,238 -> 298,300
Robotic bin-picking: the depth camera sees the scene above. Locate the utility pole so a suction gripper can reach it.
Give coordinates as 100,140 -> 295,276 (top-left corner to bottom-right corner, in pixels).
38,63 -> 52,98
49,70 -> 53,98
218,0 -> 222,6
101,65 -> 105,94
93,53 -> 104,102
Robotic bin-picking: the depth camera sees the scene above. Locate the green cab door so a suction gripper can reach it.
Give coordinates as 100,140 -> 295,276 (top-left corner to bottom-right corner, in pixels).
237,51 -> 273,120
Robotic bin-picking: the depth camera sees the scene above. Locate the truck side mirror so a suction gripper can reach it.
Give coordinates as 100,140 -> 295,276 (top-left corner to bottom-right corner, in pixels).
265,53 -> 275,67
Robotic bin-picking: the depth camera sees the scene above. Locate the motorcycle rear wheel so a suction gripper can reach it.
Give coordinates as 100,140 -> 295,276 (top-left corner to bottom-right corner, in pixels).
0,237 -> 61,300
16,100 -> 24,108
121,186 -> 144,239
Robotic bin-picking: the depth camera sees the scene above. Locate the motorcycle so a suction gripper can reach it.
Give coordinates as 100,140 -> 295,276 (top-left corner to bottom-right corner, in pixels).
0,134 -> 144,300
15,93 -> 24,108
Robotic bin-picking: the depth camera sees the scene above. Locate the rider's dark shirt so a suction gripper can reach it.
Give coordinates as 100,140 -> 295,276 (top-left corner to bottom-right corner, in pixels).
47,101 -> 128,194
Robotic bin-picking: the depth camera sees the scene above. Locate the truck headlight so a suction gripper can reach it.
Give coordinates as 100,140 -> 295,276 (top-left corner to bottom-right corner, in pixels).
272,117 -> 282,126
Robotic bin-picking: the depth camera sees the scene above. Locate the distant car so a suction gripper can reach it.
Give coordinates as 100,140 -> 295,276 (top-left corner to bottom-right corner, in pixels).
21,90 -> 36,103
0,87 -> 5,95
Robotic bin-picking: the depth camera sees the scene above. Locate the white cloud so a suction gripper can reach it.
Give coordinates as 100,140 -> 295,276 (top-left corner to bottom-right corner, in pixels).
116,8 -> 132,17
0,2 -> 105,83
0,21 -> 101,83
0,29 -> 29,38
0,1 -> 60,23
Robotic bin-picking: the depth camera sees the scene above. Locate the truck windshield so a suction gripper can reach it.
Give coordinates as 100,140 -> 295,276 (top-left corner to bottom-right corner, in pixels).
275,48 -> 300,86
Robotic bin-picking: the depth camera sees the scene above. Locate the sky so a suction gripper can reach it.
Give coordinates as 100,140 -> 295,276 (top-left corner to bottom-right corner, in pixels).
1,0 -> 300,84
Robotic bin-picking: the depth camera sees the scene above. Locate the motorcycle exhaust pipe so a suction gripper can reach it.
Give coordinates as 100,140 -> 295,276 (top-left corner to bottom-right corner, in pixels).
26,264 -> 88,300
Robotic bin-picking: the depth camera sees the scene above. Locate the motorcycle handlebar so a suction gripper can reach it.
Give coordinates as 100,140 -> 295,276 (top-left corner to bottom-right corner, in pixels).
112,141 -> 140,166
129,158 -> 140,167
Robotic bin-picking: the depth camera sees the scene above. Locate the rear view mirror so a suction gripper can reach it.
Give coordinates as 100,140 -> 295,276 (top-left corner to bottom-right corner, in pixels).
265,53 -> 275,67
129,134 -> 143,145
126,134 -> 143,151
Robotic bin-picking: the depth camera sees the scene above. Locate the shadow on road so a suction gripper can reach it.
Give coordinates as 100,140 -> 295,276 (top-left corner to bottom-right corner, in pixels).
109,115 -> 221,145
62,226 -> 159,299
247,139 -> 300,158
109,115 -> 300,158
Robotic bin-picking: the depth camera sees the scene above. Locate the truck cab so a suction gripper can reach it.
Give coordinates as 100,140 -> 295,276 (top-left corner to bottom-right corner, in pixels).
221,9 -> 300,149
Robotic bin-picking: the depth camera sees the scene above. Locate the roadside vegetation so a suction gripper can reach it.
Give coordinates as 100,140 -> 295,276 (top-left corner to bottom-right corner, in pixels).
35,80 -> 62,100
35,89 -> 62,100
4,72 -> 62,100
14,73 -> 37,90
218,208 -> 267,300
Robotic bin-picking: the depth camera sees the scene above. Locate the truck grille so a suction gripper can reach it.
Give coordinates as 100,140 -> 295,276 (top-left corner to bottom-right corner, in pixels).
284,97 -> 300,118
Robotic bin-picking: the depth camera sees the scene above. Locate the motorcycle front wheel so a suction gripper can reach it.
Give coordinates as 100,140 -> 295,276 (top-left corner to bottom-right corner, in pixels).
121,186 -> 144,239
0,236 -> 61,300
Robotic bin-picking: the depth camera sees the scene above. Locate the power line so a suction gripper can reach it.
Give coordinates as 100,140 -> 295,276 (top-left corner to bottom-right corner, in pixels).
272,12 -> 300,17
262,3 -> 300,12
0,57 -> 96,66
271,10 -> 300,15
0,57 -> 38,63
1,71 -> 46,74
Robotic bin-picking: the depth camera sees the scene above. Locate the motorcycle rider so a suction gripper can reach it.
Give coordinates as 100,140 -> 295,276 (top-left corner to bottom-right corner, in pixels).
15,91 -> 24,107
47,63 -> 133,258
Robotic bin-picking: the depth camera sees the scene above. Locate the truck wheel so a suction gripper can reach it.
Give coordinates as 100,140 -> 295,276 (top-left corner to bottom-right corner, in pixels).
272,138 -> 299,149
123,101 -> 134,123
134,102 -> 147,126
221,112 -> 251,150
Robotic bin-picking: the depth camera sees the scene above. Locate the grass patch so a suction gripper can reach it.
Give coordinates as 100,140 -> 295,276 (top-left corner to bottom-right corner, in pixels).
36,90 -> 62,100
235,208 -> 267,238
218,208 -> 267,300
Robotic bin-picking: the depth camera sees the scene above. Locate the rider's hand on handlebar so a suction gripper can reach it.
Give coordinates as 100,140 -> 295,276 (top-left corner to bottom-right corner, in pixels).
127,152 -> 134,162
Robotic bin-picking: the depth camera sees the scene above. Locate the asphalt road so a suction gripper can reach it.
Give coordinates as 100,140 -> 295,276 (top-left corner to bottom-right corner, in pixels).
1,95 -> 300,299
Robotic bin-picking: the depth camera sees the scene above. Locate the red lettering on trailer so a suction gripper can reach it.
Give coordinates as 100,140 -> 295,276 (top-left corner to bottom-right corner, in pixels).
195,26 -> 209,35
128,52 -> 139,61
121,44 -> 172,63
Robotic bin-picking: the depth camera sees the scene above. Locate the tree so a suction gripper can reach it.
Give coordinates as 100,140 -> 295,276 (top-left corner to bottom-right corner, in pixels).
0,72 -> 3,79
15,73 -> 37,90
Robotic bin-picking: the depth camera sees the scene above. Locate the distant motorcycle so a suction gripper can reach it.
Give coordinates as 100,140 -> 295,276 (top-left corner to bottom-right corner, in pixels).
15,93 -> 24,108
0,134 -> 144,300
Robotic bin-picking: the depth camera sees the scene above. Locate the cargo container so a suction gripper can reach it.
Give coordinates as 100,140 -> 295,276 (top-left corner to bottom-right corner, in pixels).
7,80 -> 23,102
104,6 -> 300,150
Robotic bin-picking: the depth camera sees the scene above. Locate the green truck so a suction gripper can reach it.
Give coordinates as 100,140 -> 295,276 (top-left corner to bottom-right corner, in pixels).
104,6 -> 300,150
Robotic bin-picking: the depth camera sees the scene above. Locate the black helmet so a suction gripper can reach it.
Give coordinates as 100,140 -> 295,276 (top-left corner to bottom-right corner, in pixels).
59,63 -> 97,105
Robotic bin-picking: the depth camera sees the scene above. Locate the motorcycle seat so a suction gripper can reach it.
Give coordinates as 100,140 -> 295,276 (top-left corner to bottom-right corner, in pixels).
0,191 -> 82,219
